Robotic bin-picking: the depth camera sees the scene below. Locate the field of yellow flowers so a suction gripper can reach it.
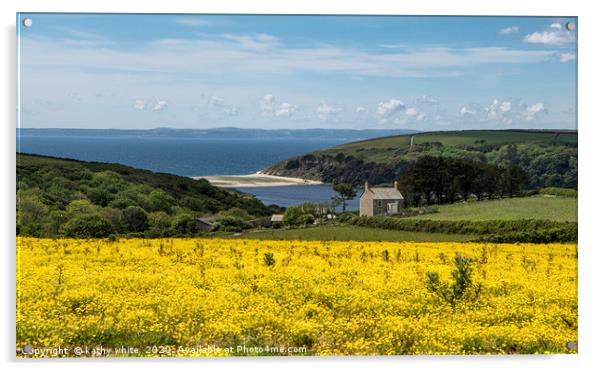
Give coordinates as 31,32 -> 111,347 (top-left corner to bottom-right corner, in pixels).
16,237 -> 577,356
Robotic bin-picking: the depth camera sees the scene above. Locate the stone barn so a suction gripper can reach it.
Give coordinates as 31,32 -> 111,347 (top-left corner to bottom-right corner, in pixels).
359,181 -> 404,217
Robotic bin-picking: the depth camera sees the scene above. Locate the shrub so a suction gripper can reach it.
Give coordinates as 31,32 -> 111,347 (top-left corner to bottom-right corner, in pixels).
171,214 -> 199,235
263,252 -> 276,267
426,255 -> 480,309
63,214 -> 114,238
121,206 -> 149,232
347,216 -> 577,243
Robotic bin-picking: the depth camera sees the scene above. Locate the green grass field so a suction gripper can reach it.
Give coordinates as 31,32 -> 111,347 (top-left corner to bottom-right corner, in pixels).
226,225 -> 476,242
316,130 -> 577,163
408,196 -> 577,222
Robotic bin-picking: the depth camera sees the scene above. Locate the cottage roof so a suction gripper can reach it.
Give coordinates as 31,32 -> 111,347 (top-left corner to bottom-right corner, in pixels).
368,187 -> 404,200
196,217 -> 213,225
270,214 -> 284,222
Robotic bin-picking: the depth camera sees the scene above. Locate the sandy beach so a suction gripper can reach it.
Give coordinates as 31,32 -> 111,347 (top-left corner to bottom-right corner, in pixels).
195,171 -> 323,188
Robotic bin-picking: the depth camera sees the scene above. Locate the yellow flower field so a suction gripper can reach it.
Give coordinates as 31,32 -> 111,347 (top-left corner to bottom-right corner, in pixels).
16,237 -> 578,356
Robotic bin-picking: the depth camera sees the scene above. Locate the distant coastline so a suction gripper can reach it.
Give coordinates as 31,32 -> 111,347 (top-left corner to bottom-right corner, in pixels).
197,171 -> 323,188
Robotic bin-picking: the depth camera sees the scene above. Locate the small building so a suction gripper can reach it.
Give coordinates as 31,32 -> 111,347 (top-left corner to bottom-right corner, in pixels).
195,217 -> 213,231
270,214 -> 284,223
359,181 -> 404,217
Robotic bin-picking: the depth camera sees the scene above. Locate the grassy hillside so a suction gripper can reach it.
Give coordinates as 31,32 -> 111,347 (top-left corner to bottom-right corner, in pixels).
317,130 -> 577,163
228,225 -> 476,242
17,153 -> 274,237
408,195 -> 577,222
264,129 -> 577,189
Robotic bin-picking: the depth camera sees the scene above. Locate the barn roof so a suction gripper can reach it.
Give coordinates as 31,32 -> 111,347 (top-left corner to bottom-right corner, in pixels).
369,187 -> 403,200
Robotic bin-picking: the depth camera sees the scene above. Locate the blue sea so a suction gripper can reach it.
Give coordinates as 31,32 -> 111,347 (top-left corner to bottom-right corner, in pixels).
17,131 -> 361,209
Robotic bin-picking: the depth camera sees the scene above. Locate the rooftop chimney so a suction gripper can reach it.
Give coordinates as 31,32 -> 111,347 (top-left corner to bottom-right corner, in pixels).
364,180 -> 369,191
394,181 -> 399,190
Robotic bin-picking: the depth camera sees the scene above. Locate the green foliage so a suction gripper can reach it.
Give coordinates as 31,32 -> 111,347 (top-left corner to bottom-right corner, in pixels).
265,130 -> 577,189
170,214 -> 199,235
333,183 -> 357,212
426,255 -> 480,308
229,225 -> 476,242
148,211 -> 172,236
537,187 -> 577,198
16,153 -> 271,237
283,205 -> 316,226
263,252 -> 276,267
63,214 -> 114,238
120,206 -> 149,232
210,215 -> 251,232
399,155 -> 528,206
347,215 -> 577,243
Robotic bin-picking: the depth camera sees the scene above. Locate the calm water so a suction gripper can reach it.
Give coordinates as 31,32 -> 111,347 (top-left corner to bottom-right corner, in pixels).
17,134 -> 345,177
17,132 -> 355,208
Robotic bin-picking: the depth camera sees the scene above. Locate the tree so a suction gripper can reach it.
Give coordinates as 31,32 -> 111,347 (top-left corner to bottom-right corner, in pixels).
121,206 -> 149,232
171,214 -> 199,235
333,183 -> 357,212
148,211 -> 172,236
66,199 -> 99,218
63,214 -> 114,238
502,165 -> 529,198
283,205 -> 305,226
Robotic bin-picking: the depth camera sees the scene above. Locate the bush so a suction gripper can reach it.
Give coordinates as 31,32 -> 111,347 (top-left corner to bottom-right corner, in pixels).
347,216 -> 577,243
148,211 -> 172,236
63,214 -> 114,238
171,214 -> 199,235
283,206 -> 304,226
426,255 -> 480,309
263,252 -> 276,267
211,215 -> 250,231
121,206 -> 149,232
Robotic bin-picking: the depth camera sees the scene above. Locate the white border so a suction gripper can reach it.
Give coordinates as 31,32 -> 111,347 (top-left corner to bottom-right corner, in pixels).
2,1 -> 599,371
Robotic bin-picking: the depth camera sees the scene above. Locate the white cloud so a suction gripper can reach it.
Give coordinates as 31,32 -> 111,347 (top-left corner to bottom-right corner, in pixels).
133,99 -> 146,110
260,94 -> 296,118
499,101 -> 512,112
498,26 -> 520,35
405,107 -> 419,117
274,102 -> 297,117
559,52 -> 576,63
460,99 -> 546,124
316,103 -> 342,120
152,100 -> 168,111
460,106 -> 476,116
416,112 -> 427,121
260,94 -> 276,113
524,103 -> 545,121
355,106 -> 367,114
208,95 -> 225,107
524,23 -> 575,45
376,99 -> 405,118
20,35 -> 558,81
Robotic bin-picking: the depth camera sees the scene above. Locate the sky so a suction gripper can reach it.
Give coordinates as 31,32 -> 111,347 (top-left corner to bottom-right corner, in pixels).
17,14 -> 577,130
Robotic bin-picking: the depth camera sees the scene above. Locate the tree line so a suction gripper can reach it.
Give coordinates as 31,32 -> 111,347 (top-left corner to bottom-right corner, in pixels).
398,155 -> 529,206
